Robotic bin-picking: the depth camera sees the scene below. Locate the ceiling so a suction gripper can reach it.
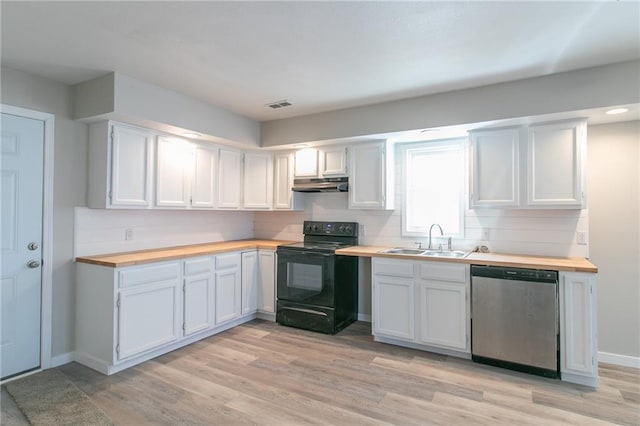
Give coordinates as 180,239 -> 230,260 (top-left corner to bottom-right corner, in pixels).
1,1 -> 639,122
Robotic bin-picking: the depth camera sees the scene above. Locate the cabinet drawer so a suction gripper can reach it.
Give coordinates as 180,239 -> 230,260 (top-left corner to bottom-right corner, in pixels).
216,252 -> 241,270
373,258 -> 415,278
184,257 -> 213,276
118,262 -> 180,288
419,262 -> 466,283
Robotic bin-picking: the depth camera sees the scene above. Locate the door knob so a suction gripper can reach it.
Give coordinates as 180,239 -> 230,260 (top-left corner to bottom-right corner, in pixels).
27,259 -> 41,268
28,242 -> 39,251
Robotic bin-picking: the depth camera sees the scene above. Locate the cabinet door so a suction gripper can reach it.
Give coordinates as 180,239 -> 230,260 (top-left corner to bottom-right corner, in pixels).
191,144 -> 217,208
419,281 -> 468,351
155,136 -> 192,208
183,273 -> 215,336
243,152 -> 273,210
321,146 -> 347,176
469,127 -> 520,208
215,268 -> 241,324
349,141 -> 393,209
258,250 -> 275,313
527,120 -> 585,208
560,272 -> 597,378
274,153 -> 304,210
217,148 -> 242,209
241,251 -> 258,315
373,276 -> 415,341
294,148 -> 318,177
110,124 -> 154,207
116,280 -> 180,360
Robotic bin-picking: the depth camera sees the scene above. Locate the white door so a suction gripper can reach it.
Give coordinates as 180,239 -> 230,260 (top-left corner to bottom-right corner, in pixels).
217,148 -> 242,209
242,152 -> 273,210
215,268 -> 241,324
419,281 -> 468,351
1,113 -> 44,379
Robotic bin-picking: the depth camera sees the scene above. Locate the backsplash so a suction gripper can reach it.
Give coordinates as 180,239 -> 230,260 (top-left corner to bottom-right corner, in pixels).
74,207 -> 254,257
254,195 -> 589,257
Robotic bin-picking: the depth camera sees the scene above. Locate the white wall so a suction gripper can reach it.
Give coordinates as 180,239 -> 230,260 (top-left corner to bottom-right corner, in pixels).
1,66 -> 88,358
262,60 -> 640,146
75,208 -> 254,256
588,120 -> 640,360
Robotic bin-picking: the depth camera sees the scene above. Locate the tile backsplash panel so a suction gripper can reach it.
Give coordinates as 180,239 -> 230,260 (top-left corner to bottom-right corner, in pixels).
75,207 -> 254,257
254,195 -> 589,258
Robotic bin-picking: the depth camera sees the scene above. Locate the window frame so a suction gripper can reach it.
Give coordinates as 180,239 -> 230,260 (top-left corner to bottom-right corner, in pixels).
401,137 -> 468,239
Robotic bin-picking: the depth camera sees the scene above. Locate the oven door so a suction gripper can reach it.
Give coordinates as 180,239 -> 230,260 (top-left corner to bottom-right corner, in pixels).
277,248 -> 334,307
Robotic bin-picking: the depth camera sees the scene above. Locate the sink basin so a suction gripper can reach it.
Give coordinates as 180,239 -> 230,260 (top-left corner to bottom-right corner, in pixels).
378,248 -> 470,258
420,250 -> 469,258
379,248 -> 426,255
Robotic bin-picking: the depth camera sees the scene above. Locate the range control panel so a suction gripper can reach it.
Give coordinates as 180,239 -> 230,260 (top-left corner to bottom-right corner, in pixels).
303,221 -> 359,237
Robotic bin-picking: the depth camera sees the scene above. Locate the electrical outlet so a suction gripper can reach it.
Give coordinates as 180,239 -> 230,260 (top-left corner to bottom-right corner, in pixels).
125,228 -> 134,240
481,228 -> 490,241
577,231 -> 587,245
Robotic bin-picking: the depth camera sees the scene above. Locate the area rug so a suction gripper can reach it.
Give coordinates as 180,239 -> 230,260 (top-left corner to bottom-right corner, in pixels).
4,369 -> 112,426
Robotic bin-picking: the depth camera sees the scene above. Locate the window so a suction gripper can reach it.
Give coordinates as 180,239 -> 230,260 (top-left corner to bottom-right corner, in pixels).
402,139 -> 466,237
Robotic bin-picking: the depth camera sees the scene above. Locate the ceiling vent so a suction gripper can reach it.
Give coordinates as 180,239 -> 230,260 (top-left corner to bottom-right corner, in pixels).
266,100 -> 292,109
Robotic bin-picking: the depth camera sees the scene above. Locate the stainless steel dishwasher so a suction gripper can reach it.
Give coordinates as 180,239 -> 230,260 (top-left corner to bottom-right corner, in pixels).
471,265 -> 559,378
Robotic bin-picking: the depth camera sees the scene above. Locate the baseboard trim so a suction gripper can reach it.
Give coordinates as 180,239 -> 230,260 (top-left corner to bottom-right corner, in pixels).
357,313 -> 371,322
50,352 -> 74,368
598,351 -> 640,369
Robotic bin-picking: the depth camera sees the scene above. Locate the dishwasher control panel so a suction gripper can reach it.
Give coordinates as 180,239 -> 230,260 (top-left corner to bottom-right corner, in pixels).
471,265 -> 557,283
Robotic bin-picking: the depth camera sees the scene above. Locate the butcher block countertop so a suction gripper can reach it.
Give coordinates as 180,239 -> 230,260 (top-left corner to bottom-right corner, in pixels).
76,239 -> 296,268
335,246 -> 598,273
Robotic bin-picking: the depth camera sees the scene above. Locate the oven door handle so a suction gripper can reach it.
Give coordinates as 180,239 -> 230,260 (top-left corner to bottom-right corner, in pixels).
280,307 -> 328,317
278,250 -> 333,258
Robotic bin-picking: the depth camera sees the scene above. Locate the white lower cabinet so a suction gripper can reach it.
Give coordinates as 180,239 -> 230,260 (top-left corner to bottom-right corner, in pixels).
373,276 -> 416,340
183,256 -> 215,336
76,247 -> 277,375
117,280 -> 181,360
258,250 -> 276,313
241,251 -> 259,315
560,272 -> 598,386
215,253 -> 242,324
419,281 -> 467,351
372,258 -> 469,354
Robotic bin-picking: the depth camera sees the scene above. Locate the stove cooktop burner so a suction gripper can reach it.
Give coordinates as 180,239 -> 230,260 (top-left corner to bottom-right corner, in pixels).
280,241 -> 352,252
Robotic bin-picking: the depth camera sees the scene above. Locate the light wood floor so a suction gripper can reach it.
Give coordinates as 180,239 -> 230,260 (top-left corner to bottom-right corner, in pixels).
3,320 -> 639,425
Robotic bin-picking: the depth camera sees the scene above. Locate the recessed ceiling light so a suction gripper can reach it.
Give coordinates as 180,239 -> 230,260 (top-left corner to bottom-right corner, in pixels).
182,132 -> 200,138
605,108 -> 629,115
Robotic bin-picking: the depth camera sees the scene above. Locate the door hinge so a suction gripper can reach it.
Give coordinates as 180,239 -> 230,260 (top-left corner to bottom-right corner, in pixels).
183,283 -> 186,293
182,323 -> 186,332
116,293 -> 121,308
592,356 -> 595,366
115,344 -> 120,355
108,190 -> 112,201
110,127 -> 114,142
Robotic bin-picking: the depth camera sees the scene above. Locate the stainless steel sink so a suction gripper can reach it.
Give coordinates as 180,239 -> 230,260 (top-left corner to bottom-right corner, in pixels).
379,248 -> 426,255
420,250 -> 469,258
379,247 -> 470,258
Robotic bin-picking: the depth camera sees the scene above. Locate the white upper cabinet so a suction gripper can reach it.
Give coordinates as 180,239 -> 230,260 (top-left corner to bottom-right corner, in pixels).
155,136 -> 193,208
88,121 -> 154,208
217,148 -> 242,209
470,120 -> 587,209
294,148 -> 319,177
527,120 -> 586,208
349,140 -> 394,210
273,152 -> 304,210
321,146 -> 348,176
293,146 -> 348,178
243,152 -> 273,210
469,127 -> 521,208
191,144 -> 218,209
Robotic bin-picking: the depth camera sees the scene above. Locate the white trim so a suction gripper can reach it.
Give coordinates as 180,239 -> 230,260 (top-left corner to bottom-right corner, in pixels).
357,313 -> 371,322
0,104 -> 55,371
599,351 -> 640,369
50,352 -> 74,368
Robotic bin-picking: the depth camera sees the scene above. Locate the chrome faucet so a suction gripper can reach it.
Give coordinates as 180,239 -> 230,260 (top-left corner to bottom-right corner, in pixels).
428,223 -> 444,250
